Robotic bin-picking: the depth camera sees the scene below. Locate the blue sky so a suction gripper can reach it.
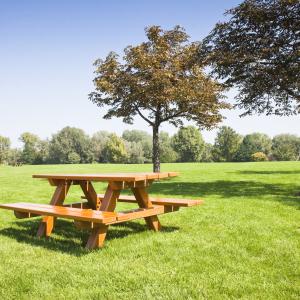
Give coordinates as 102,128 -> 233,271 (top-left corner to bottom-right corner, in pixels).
0,0 -> 299,147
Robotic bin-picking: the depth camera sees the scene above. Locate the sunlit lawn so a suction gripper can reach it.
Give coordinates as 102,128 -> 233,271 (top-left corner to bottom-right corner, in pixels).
0,162 -> 299,299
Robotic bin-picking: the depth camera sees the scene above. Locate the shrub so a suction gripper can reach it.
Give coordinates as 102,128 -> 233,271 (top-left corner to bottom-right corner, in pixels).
251,152 -> 268,162
68,152 -> 81,164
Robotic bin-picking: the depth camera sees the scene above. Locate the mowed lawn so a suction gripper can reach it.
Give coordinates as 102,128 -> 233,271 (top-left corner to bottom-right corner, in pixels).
0,162 -> 299,299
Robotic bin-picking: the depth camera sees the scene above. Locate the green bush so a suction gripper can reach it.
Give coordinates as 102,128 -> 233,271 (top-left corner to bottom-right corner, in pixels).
251,152 -> 268,162
67,152 -> 81,164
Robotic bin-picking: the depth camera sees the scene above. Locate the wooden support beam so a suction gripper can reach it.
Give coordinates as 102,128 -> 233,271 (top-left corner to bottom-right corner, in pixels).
79,181 -> 99,210
86,225 -> 108,249
131,187 -> 161,231
63,201 -> 90,209
82,194 -> 203,207
84,182 -> 121,249
116,206 -> 165,222
99,184 -> 121,212
37,180 -> 70,237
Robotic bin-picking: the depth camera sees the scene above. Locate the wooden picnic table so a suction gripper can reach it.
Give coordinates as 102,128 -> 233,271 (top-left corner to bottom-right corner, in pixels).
0,172 -> 203,249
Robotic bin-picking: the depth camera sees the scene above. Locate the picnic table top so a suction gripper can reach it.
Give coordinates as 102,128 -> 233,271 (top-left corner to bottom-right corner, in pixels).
32,172 -> 179,182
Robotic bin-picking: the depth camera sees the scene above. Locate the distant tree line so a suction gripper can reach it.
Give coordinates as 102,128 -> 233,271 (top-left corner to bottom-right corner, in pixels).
0,126 -> 299,166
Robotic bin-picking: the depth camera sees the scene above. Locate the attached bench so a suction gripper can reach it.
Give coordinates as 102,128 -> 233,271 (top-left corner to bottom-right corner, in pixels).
0,203 -> 117,224
82,194 -> 203,207
0,202 -> 169,226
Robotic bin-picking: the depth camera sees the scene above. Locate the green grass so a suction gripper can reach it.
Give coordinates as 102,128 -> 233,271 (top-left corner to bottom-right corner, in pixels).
0,162 -> 299,299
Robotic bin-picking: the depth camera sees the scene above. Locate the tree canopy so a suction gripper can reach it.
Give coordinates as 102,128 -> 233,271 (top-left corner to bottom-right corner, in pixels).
0,136 -> 11,164
91,131 -> 110,162
122,130 -> 152,162
19,132 -> 45,164
235,133 -> 272,161
202,0 -> 300,116
49,127 -> 93,164
272,134 -> 300,161
1,127 -> 299,165
89,25 -> 229,171
102,134 -> 127,163
212,126 -> 242,162
172,126 -> 205,162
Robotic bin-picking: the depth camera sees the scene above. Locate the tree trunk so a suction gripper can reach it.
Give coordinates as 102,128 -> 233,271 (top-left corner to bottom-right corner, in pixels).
152,125 -> 160,173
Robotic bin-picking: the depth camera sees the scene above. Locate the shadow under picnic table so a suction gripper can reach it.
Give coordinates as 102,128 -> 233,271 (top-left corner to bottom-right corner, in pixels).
0,218 -> 179,255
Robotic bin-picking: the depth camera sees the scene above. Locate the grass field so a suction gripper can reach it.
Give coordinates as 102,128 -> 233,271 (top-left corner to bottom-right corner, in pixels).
0,162 -> 299,299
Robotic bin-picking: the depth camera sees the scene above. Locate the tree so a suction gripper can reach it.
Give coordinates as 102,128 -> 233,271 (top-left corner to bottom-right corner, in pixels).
7,148 -> 22,166
49,127 -> 93,164
125,141 -> 145,163
172,126 -> 205,162
91,131 -> 110,162
122,130 -> 152,162
102,134 -> 127,163
272,134 -> 300,161
159,132 -> 178,163
0,136 -> 11,164
35,140 -> 50,164
202,0 -> 300,116
212,126 -> 242,161
19,132 -> 42,164
201,143 -> 213,162
235,133 -> 272,161
89,25 -> 229,172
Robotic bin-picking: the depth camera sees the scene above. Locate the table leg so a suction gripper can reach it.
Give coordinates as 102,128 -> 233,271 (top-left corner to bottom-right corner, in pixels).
131,187 -> 161,231
79,181 -> 99,210
85,183 -> 121,249
37,181 -> 70,237
86,225 -> 109,249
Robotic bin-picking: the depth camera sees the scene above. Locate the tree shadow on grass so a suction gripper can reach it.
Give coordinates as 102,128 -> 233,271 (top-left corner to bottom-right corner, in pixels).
150,180 -> 300,208
0,218 -> 179,256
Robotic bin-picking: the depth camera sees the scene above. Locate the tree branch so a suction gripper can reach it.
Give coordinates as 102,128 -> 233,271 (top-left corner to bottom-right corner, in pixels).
134,106 -> 154,126
161,111 -> 184,122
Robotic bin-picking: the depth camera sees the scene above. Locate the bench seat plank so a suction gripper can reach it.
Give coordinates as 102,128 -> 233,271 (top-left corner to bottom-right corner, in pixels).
74,206 -> 166,228
0,203 -> 117,224
82,194 -> 203,207
116,205 -> 165,222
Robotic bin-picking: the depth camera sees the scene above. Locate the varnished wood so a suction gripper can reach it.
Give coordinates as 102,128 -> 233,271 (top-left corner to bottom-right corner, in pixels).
74,204 -> 179,228
83,194 -> 204,207
79,181 -> 99,210
0,171 -> 205,250
86,225 -> 108,249
116,206 -> 165,222
37,181 -> 71,237
48,181 -> 71,205
36,215 -> 54,236
163,205 -> 180,213
131,187 -> 161,231
100,184 -> 121,212
83,182 -> 121,248
63,201 -> 90,209
0,203 -> 117,223
33,172 -> 178,182
47,178 -> 63,186
14,211 -> 39,218
74,220 -> 95,230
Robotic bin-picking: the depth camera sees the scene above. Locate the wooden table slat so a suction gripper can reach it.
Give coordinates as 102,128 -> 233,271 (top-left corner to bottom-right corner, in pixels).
32,172 -> 179,182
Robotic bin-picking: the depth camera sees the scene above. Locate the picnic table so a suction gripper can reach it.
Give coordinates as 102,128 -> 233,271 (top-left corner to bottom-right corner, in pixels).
0,172 -> 203,249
